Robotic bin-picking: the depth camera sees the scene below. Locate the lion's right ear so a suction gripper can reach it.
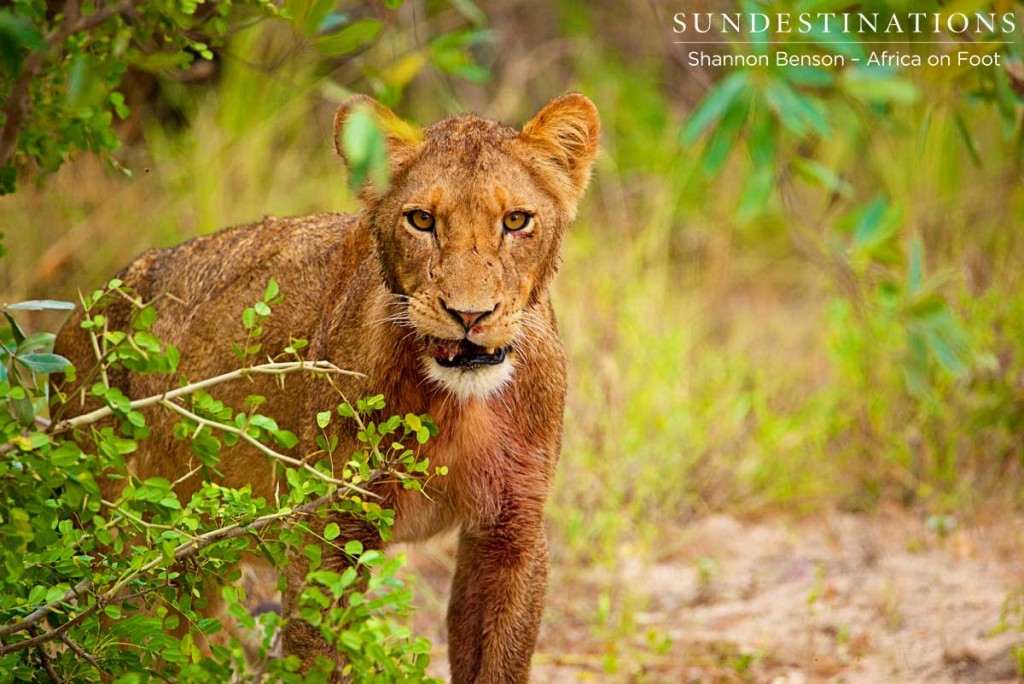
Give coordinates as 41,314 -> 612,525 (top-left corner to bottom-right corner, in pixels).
517,93 -> 600,206
333,95 -> 423,200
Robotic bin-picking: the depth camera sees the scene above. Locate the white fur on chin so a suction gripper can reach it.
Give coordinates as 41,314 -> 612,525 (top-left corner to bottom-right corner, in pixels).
422,356 -> 515,402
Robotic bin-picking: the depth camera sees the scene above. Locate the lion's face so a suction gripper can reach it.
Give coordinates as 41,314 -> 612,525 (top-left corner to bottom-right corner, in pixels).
336,95 -> 600,401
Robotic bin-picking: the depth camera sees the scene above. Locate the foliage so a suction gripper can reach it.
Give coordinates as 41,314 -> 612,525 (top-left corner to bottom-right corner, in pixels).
0,0 -> 492,195
0,282 -> 442,682
669,0 -> 1024,501
0,0 -> 278,193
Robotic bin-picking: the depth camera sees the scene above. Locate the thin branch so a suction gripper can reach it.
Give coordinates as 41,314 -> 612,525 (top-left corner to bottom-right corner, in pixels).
58,633 -> 109,680
51,360 -> 361,435
0,360 -> 362,458
0,580 -> 92,640
28,626 -> 63,683
170,463 -> 202,490
156,397 -> 377,497
0,602 -> 99,657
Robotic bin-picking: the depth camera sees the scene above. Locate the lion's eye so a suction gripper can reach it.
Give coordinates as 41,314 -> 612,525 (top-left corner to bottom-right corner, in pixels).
503,211 -> 531,232
407,210 -> 435,232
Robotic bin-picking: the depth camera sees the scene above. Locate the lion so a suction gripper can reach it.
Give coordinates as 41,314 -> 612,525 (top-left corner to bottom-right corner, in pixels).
53,92 -> 600,681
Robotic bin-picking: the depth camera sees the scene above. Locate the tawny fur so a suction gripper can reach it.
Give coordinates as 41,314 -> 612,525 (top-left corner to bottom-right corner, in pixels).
53,93 -> 600,682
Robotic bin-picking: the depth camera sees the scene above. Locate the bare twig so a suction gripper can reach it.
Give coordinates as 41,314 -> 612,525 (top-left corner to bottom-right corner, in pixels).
58,633 -> 109,680
0,602 -> 99,657
155,396 -> 377,497
0,580 -> 92,640
28,626 -> 63,683
1,360 -> 362,457
52,360 -> 361,434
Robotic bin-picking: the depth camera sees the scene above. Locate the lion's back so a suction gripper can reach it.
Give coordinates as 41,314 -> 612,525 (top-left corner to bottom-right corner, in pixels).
53,212 -> 367,497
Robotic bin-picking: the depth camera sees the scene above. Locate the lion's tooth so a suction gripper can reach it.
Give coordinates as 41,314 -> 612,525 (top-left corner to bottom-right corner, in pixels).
485,347 -> 495,354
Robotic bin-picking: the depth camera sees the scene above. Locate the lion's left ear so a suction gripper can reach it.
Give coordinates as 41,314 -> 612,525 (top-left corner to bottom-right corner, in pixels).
333,95 -> 423,201
517,93 -> 600,203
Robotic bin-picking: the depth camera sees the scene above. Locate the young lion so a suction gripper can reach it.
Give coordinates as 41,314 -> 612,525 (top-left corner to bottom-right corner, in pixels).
54,93 -> 600,681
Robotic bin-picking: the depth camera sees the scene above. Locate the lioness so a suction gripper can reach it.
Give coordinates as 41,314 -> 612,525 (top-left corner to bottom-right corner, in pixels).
54,93 -> 599,681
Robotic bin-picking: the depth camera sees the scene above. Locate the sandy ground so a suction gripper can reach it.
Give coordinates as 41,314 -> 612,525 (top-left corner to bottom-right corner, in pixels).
401,509 -> 1024,683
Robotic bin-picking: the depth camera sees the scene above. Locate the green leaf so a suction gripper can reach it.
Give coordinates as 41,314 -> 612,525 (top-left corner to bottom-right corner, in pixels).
4,311 -> 25,345
302,0 -> 335,35
358,549 -> 384,567
681,71 -> 749,145
272,429 -> 298,449
342,104 -> 389,191
316,411 -> 331,429
450,0 -> 485,25
0,163 -> 14,195
67,54 -> 107,110
781,65 -> 834,88
852,196 -> 889,248
764,79 -> 830,137
45,584 -> 70,604
5,300 -> 75,311
28,585 -> 47,605
841,68 -> 919,105
416,425 -> 430,444
339,630 -> 362,650
791,159 -> 852,198
736,164 -> 774,222
16,332 -> 55,355
746,112 -> 774,168
0,10 -> 43,77
199,618 -> 222,635
324,523 -> 341,541
264,278 -> 280,301
135,306 -> 158,330
907,238 -> 924,294
109,92 -> 130,120
16,353 -> 71,374
344,539 -> 363,556
315,18 -> 383,57
50,442 -> 82,467
700,97 -> 749,176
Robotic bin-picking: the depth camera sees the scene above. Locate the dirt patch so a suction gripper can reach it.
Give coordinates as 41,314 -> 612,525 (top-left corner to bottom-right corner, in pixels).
402,510 -> 1024,683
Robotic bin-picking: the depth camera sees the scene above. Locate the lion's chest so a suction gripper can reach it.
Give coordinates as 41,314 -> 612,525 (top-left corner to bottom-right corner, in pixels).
389,398 -> 511,543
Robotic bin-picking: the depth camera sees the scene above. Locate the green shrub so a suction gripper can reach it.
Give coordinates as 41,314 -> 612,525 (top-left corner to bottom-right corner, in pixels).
0,281 -> 441,682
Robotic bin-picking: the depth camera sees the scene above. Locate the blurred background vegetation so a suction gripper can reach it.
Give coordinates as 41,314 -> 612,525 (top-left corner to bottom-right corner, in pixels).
2,0 -> 1023,678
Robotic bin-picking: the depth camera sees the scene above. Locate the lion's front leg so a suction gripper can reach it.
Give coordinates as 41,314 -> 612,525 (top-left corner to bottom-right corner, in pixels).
280,515 -> 383,681
446,510 -> 550,684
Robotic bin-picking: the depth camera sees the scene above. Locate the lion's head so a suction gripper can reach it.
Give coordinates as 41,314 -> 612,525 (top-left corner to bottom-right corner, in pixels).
334,94 -> 599,401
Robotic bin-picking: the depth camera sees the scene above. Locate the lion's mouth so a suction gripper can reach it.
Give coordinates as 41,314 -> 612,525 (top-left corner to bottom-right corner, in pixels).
428,338 -> 509,368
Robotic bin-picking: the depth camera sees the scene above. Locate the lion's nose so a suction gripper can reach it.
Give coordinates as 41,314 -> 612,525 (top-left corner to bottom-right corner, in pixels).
441,300 -> 495,331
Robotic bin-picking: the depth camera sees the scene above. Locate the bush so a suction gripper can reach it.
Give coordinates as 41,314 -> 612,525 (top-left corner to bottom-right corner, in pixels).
0,280 -> 442,682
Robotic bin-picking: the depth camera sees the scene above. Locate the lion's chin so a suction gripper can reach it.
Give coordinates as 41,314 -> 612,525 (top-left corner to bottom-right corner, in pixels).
421,342 -> 515,402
